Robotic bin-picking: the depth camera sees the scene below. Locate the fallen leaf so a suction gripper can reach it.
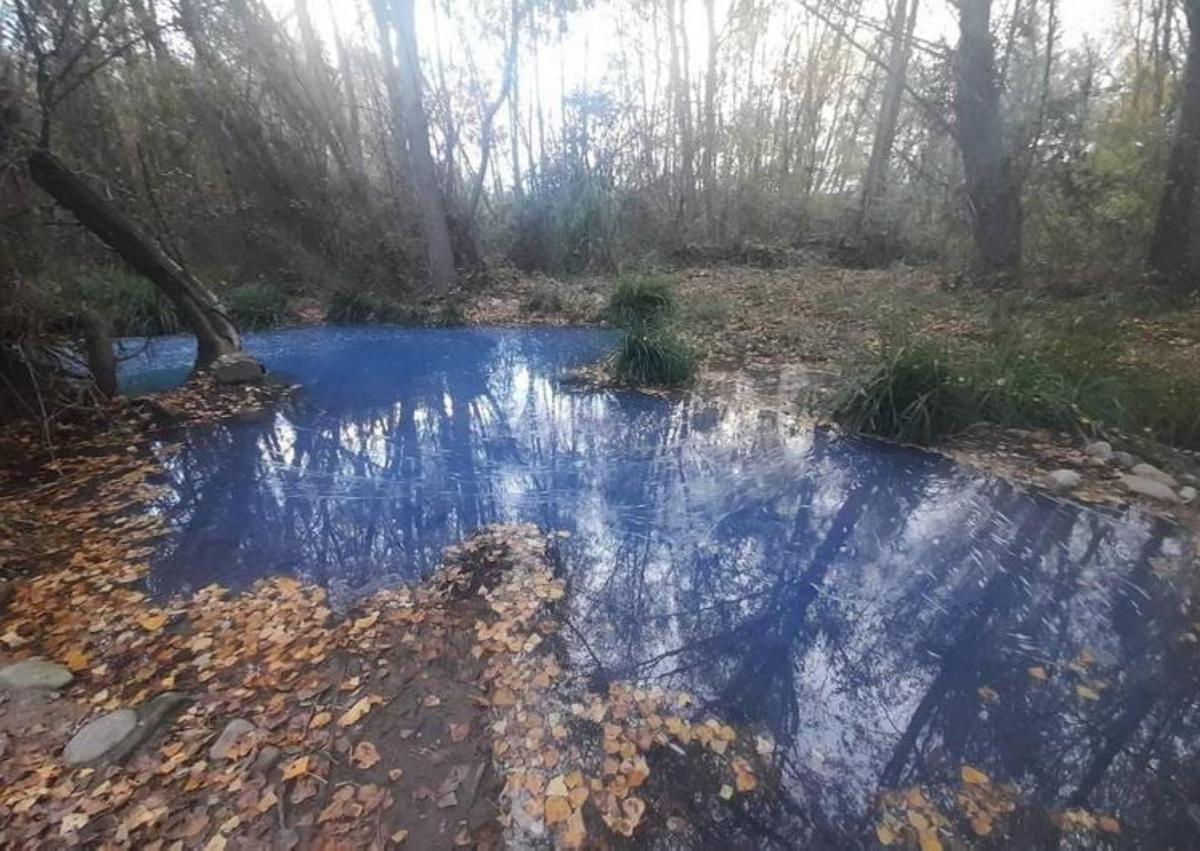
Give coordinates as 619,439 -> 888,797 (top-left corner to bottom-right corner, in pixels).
310,711 -> 332,730
961,765 -> 990,786
876,824 -> 896,846
545,795 -> 571,825
338,696 -> 379,728
281,756 -> 309,781
1098,816 -> 1121,834
63,649 -> 90,673
1075,685 -> 1101,701
352,741 -> 381,769
137,612 -> 168,632
390,828 -> 409,845
719,784 -> 734,801
1027,666 -> 1048,681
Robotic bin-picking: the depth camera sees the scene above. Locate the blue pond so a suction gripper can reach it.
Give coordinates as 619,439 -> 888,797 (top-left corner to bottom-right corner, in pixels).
124,326 -> 1198,847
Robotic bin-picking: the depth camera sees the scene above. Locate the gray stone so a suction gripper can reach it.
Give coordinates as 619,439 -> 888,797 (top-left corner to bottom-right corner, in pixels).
0,658 -> 73,690
209,718 -> 257,761
64,709 -> 137,764
1181,486 -> 1198,505
1084,441 -> 1114,462
211,353 -> 265,385
1112,451 -> 1141,469
1130,463 -> 1179,489
1120,474 -> 1180,504
1045,469 -> 1083,494
252,744 -> 282,775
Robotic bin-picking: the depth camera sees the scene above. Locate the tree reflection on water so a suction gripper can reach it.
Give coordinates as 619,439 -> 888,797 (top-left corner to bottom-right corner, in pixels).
136,327 -> 1197,847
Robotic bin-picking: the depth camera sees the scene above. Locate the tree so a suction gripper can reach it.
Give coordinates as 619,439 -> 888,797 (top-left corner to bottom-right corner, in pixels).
373,0 -> 458,293
953,0 -> 1023,283
860,0 -> 920,228
13,0 -> 248,372
1148,0 -> 1200,288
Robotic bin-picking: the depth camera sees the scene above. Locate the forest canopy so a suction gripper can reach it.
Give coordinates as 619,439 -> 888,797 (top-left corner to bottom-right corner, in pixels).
0,0 -> 1198,414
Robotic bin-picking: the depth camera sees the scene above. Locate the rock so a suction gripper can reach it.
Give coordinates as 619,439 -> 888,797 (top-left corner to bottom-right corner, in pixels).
0,658 -> 73,690
1120,474 -> 1180,504
211,353 -> 265,385
1181,486 -> 1198,505
209,718 -> 257,761
1084,441 -> 1114,462
1045,469 -> 1083,494
64,709 -> 138,764
1112,451 -> 1140,469
252,744 -> 282,775
1130,463 -> 1178,489
109,692 -> 193,763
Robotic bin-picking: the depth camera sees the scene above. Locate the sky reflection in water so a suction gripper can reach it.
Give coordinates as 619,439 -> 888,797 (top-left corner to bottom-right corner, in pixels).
124,327 -> 1199,847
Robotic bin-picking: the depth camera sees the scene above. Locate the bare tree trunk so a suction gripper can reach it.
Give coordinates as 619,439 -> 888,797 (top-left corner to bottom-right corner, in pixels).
81,309 -> 118,399
1149,1 -> 1200,287
665,0 -> 694,225
374,0 -> 457,294
860,0 -> 919,227
29,149 -> 244,371
701,0 -> 719,239
954,0 -> 1022,284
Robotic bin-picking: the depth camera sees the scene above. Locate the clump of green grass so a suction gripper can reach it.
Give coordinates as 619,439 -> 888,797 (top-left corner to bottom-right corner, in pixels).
605,275 -> 695,387
833,316 -> 1200,450
613,325 -> 696,387
225,282 -> 288,330
605,274 -> 677,328
326,290 -> 377,324
74,269 -> 181,336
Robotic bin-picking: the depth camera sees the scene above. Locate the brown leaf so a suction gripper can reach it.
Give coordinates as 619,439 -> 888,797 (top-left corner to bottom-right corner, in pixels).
281,756 -> 309,781
352,741 -> 381,769
545,795 -> 571,825
961,765 -> 990,786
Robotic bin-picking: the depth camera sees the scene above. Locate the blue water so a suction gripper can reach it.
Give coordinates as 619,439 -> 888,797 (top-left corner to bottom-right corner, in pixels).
125,327 -> 1199,848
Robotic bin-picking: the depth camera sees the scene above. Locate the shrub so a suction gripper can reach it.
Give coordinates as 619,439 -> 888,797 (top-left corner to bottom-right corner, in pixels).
326,290 -> 377,324
613,325 -> 696,387
74,270 -> 181,337
605,275 -> 677,329
521,284 -> 566,315
225,282 -> 288,330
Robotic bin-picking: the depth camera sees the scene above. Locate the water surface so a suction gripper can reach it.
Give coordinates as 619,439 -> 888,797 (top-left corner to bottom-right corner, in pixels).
125,327 -> 1198,847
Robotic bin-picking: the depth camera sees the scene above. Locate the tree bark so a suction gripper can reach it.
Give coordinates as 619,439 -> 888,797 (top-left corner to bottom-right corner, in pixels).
701,0 -> 719,239
374,0 -> 457,294
954,0 -> 1022,284
1148,1 -> 1200,287
860,0 -> 919,228
81,309 -> 118,399
28,149 -> 243,370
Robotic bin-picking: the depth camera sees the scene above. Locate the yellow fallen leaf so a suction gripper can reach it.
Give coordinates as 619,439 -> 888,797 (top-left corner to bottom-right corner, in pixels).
1075,685 -> 1101,701
63,649 -> 90,673
876,824 -> 896,846
918,832 -> 943,851
560,808 -> 586,849
281,756 -> 309,781
719,784 -> 734,800
1098,815 -> 1121,834
390,829 -> 409,844
137,612 -> 168,632
1027,666 -> 1048,681
545,795 -> 571,825
961,765 -> 990,786
310,711 -> 332,730
338,696 -> 377,728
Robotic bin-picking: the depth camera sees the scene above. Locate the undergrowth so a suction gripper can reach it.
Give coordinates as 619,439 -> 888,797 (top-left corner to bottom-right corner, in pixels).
326,290 -> 465,327
833,317 -> 1200,450
226,282 -> 288,330
74,270 -> 181,337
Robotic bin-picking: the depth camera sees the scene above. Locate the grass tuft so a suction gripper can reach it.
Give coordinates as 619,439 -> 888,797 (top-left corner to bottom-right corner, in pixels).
225,282 -> 288,330
606,275 -> 677,329
74,270 -> 181,337
613,325 -> 696,387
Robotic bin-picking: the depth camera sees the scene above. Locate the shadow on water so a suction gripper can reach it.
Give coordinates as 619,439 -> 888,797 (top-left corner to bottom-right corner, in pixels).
124,327 -> 1200,847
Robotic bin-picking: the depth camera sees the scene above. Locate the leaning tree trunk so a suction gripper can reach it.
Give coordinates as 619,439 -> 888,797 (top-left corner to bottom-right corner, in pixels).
29,149 -> 244,370
1148,1 -> 1200,287
954,0 -> 1022,285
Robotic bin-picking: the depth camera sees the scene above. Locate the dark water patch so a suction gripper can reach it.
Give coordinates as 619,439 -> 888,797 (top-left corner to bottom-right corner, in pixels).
125,326 -> 1199,847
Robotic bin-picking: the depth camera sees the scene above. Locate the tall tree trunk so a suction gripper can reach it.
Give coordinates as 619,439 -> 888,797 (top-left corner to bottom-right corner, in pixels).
954,0 -> 1022,284
1148,1 -> 1200,287
374,0 -> 456,294
860,0 -> 919,228
28,149 -> 244,371
666,0 -> 694,225
701,0 -> 719,239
